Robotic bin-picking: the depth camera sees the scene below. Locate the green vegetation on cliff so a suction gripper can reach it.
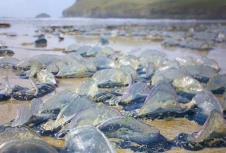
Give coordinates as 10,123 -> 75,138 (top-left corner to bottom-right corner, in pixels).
63,0 -> 226,19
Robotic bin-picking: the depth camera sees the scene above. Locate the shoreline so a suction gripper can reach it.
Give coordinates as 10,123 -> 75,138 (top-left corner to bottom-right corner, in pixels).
1,18 -> 226,28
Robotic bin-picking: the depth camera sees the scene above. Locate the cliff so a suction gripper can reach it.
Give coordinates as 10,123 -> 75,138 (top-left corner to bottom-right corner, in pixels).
63,0 -> 226,19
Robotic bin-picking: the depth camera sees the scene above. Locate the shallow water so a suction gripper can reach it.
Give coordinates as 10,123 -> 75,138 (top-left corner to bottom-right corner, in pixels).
0,18 -> 226,152
1,19 -> 226,72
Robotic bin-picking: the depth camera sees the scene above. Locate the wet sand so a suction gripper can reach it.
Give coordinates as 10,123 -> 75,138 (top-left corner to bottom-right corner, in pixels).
0,101 -> 30,125
0,19 -> 226,152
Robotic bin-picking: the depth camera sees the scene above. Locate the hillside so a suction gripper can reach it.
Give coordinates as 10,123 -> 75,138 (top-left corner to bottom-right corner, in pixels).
63,0 -> 226,19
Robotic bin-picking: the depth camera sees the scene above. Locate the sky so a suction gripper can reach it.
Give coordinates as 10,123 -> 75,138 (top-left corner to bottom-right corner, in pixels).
0,0 -> 75,17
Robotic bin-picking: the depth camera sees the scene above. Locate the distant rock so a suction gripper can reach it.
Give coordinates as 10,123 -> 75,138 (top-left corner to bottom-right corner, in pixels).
0,23 -> 11,28
34,35 -> 47,48
36,13 -> 51,18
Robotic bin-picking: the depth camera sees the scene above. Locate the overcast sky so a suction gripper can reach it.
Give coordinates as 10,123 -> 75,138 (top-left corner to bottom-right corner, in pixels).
0,0 -> 75,17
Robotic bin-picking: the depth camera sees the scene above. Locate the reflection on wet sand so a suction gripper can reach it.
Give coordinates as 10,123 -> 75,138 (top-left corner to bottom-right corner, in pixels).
145,118 -> 200,140
167,148 -> 226,153
42,137 -> 65,149
57,78 -> 88,92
